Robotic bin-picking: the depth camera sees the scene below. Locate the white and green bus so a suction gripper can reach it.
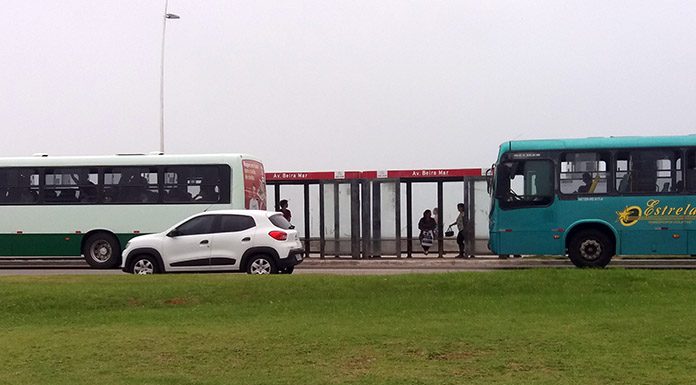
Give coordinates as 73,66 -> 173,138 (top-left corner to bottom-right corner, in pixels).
0,153 -> 267,268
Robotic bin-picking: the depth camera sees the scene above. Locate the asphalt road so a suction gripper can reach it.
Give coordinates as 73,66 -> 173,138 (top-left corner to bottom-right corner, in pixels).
2,256 -> 696,275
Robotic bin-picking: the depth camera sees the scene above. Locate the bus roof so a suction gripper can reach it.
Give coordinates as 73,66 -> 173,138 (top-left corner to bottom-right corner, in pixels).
499,135 -> 696,155
0,153 -> 261,168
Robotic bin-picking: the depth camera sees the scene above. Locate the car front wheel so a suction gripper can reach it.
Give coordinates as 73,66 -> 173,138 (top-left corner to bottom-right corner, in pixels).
130,255 -> 159,275
246,255 -> 277,274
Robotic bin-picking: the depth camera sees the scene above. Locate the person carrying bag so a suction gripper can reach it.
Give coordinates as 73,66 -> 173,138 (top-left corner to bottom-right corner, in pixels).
418,209 -> 437,255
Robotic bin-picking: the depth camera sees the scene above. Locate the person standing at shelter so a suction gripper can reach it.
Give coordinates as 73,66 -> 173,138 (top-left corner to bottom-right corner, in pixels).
418,209 -> 437,255
278,199 -> 292,222
432,207 -> 440,236
451,203 -> 472,258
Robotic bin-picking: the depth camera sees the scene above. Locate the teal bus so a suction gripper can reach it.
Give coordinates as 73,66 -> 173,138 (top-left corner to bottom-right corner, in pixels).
488,135 -> 696,267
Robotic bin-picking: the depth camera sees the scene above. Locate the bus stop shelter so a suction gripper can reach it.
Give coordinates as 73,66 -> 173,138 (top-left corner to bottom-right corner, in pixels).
266,168 -> 490,259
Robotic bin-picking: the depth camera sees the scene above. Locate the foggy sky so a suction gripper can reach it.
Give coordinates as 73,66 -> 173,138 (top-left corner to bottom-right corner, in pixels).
2,1 -> 696,172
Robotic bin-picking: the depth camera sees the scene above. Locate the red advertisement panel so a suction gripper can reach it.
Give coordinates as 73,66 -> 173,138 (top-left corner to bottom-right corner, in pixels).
242,160 -> 267,210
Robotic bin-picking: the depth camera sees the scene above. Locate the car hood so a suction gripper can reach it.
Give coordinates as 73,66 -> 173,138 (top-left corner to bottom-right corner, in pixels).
127,233 -> 164,248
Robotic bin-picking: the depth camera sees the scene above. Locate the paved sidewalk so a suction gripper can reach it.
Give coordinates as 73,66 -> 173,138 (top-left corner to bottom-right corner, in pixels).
299,255 -> 571,269
300,254 -> 696,269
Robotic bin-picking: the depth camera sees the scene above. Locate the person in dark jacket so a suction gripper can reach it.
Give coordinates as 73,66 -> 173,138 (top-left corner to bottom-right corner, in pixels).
418,209 -> 437,255
277,199 -> 292,222
450,203 -> 472,258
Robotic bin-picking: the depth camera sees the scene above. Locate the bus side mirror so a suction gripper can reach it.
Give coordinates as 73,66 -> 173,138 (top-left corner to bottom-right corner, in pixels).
494,162 -> 513,199
485,166 -> 494,195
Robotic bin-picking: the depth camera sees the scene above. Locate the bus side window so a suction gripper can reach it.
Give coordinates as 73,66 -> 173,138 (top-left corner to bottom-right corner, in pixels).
617,150 -> 682,194
618,172 -> 631,192
0,169 -> 8,203
686,151 -> 696,192
5,169 -> 38,203
560,152 -> 608,195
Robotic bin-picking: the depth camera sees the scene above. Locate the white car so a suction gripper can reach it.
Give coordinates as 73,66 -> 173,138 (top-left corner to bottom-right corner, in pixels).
121,210 -> 304,274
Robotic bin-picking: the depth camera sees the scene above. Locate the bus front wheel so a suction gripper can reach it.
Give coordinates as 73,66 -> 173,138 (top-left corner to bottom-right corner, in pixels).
568,230 -> 614,268
83,233 -> 121,269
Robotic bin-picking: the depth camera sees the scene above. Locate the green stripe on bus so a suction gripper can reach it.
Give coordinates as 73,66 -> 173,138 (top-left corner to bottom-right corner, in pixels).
0,233 -> 144,257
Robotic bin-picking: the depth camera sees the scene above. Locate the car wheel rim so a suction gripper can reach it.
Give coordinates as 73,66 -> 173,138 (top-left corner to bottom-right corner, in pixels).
133,259 -> 154,275
250,259 -> 271,274
90,240 -> 112,263
580,240 -> 601,261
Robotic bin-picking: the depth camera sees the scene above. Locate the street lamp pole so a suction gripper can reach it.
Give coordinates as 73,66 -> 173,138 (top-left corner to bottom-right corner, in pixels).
160,0 -> 179,153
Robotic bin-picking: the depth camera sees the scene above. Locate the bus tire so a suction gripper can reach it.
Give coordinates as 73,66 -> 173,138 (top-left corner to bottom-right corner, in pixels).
246,254 -> 277,275
568,229 -> 613,268
83,233 -> 121,269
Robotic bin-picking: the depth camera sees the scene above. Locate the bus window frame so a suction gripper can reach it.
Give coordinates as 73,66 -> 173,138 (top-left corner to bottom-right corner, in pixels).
558,151 -> 611,197
613,148 -> 684,196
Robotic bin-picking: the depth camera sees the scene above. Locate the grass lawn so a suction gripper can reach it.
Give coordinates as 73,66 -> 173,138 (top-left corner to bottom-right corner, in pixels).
1,270 -> 695,385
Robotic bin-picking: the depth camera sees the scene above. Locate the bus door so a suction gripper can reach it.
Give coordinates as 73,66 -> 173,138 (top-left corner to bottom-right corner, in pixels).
683,150 -> 696,254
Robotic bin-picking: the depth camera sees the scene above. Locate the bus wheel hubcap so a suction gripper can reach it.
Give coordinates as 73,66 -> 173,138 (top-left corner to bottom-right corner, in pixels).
580,240 -> 601,260
91,241 -> 112,262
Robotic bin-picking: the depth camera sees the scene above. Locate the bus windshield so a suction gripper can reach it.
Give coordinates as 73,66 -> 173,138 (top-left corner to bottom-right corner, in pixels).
495,159 -> 553,208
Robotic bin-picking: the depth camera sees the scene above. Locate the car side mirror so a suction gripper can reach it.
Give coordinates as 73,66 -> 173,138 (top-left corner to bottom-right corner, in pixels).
167,229 -> 181,237
289,225 -> 295,230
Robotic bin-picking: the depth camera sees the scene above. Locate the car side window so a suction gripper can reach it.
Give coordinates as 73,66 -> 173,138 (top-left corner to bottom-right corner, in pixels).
176,216 -> 216,236
268,214 -> 292,229
218,215 -> 256,233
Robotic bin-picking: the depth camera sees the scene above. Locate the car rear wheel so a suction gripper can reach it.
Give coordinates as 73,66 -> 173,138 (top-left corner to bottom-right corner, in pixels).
130,255 -> 159,275
247,255 -> 277,274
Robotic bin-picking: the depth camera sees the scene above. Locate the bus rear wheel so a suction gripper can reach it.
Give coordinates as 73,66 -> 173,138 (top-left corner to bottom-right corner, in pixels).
568,229 -> 614,268
83,233 -> 121,269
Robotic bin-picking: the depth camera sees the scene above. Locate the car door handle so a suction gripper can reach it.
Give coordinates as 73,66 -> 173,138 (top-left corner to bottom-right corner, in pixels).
200,240 -> 209,245
242,237 -> 251,242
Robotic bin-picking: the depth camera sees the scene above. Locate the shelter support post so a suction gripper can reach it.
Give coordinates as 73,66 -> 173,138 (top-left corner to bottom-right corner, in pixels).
406,181 -> 413,258
350,180 -> 361,259
372,182 -> 381,258
319,182 -> 325,258
394,180 -> 401,258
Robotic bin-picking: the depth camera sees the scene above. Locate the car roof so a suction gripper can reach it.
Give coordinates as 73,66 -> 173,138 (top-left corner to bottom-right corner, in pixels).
196,209 -> 279,217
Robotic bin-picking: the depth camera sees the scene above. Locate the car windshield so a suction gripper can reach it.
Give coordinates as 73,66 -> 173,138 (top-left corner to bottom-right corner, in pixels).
268,214 -> 293,229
